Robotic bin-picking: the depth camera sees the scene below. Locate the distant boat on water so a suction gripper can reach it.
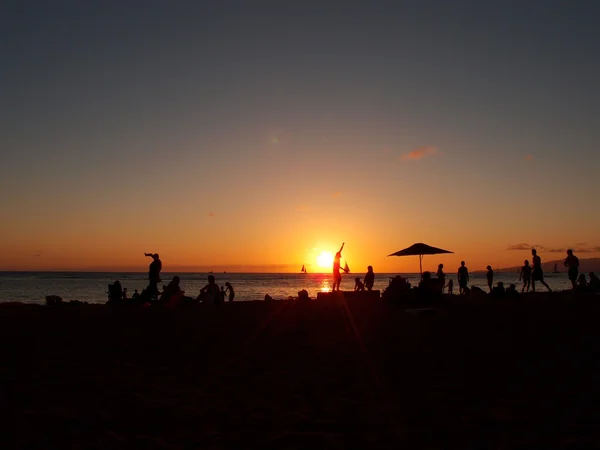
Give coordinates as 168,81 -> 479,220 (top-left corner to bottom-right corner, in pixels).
343,262 -> 350,273
301,264 -> 307,274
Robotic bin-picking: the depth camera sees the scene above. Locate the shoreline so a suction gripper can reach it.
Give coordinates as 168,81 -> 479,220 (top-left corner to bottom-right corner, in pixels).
0,287 -> 590,307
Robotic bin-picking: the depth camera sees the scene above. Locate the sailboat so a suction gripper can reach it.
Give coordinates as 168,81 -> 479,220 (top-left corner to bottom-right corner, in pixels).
343,262 -> 350,273
301,264 -> 307,274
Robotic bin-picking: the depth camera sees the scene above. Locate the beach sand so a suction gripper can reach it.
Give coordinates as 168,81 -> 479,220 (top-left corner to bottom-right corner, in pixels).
2,292 -> 600,448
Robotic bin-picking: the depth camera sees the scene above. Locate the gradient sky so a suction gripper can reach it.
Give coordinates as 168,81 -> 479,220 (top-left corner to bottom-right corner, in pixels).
1,1 -> 599,272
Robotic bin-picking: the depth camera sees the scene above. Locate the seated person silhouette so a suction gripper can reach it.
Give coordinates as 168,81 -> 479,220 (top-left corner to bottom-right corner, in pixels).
492,281 -> 506,296
576,273 -> 588,292
161,276 -> 185,305
107,280 -> 123,303
354,277 -> 365,292
418,271 -> 439,296
589,272 -> 600,293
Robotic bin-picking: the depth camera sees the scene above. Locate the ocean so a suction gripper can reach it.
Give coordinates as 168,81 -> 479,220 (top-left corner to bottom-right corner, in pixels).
0,271 -> 574,304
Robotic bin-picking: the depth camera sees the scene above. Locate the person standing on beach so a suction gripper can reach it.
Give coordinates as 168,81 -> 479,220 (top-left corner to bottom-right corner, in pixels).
436,263 -> 445,292
364,265 -> 375,291
457,261 -> 469,294
332,242 -> 345,291
144,253 -> 162,299
564,249 -> 580,290
485,265 -> 494,292
531,249 -> 552,292
520,260 -> 532,292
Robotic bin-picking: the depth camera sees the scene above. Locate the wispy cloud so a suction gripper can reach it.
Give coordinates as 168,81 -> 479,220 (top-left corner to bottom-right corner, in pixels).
507,243 -> 532,251
525,154 -> 534,161
507,243 -> 548,251
400,145 -> 438,161
331,192 -> 342,198
208,212 -> 215,217
508,243 -> 600,253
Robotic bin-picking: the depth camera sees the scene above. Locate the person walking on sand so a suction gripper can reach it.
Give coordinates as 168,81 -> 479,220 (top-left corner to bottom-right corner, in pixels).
225,282 -> 235,302
364,265 -> 375,291
564,249 -> 580,290
531,248 -> 552,292
332,242 -> 345,292
144,253 -> 162,299
457,261 -> 469,295
446,279 -> 454,295
519,259 -> 532,292
485,265 -> 494,292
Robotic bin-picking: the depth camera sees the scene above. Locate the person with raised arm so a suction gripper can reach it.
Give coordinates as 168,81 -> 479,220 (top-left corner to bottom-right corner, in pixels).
332,242 -> 345,292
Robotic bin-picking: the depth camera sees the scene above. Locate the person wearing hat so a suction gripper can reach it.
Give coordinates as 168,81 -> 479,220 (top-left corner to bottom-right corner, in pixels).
144,253 -> 162,299
485,265 -> 494,293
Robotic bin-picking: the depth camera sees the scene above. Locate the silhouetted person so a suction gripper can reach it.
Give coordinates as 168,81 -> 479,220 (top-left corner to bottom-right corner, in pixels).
354,277 -> 365,291
161,276 -> 184,303
199,275 -> 221,305
492,281 -> 505,296
220,286 -> 226,303
588,272 -> 600,293
108,280 -> 122,303
144,253 -> 162,299
122,288 -> 128,300
132,289 -> 140,300
457,261 -> 469,295
485,266 -> 494,292
332,242 -> 344,291
418,271 -> 439,297
436,263 -> 445,290
364,266 -> 375,291
531,248 -> 552,292
446,279 -> 454,295
564,249 -> 580,290
225,282 -> 235,302
520,259 -> 532,292
576,273 -> 588,291
506,283 -> 519,298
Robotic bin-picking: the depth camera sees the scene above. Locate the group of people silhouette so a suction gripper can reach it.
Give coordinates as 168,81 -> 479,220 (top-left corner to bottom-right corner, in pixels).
107,253 -> 235,306
108,246 -> 599,306
416,248 -> 600,295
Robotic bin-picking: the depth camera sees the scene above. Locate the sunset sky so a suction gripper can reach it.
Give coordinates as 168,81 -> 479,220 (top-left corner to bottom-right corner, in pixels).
1,1 -> 599,272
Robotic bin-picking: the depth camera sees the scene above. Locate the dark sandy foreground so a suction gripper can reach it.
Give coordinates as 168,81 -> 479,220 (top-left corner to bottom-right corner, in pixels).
2,292 -> 600,449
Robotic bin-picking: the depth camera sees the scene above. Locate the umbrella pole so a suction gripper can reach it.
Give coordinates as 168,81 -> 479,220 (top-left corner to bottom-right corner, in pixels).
419,254 -> 423,279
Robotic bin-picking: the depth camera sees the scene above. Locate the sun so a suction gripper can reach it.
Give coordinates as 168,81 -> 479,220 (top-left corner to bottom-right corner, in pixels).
316,251 -> 334,270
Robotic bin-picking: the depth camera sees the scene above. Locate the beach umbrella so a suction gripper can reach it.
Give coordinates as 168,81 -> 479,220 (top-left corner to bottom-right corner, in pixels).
388,243 -> 453,277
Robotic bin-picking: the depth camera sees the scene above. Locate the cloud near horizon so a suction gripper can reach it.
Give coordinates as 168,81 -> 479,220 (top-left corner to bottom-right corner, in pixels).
208,212 -> 215,217
331,192 -> 342,198
508,243 -> 600,253
525,154 -> 534,161
400,145 -> 438,161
